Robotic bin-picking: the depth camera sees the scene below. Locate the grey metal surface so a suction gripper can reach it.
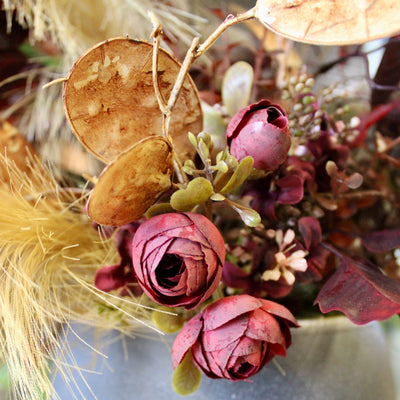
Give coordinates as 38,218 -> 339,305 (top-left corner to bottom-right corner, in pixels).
52,318 -> 395,400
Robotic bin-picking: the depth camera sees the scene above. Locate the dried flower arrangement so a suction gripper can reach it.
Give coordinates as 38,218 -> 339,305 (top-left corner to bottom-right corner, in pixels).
1,0 -> 400,398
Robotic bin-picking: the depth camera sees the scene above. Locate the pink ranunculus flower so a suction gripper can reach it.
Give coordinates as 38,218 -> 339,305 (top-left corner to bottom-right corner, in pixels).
226,99 -> 291,171
131,212 -> 225,309
172,294 -> 299,380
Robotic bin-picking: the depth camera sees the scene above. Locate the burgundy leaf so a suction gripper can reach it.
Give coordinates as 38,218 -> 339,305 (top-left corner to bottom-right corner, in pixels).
315,256 -> 400,324
298,217 -> 322,249
361,229 -> 400,253
276,175 -> 304,205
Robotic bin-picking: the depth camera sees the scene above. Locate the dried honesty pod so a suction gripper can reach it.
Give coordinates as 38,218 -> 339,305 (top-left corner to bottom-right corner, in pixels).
255,0 -> 400,45
0,120 -> 35,180
63,37 -> 202,163
88,136 -> 173,226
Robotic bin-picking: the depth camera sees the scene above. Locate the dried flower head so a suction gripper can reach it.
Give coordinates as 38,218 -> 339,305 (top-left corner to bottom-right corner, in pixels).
262,229 -> 308,285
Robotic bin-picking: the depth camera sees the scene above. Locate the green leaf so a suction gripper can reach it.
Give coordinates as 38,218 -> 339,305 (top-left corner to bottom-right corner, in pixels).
210,193 -> 225,201
219,156 -> 254,194
235,207 -> 261,228
222,61 -> 254,116
151,306 -> 184,333
202,102 -> 227,139
172,350 -> 201,396
188,132 -> 198,149
226,199 -> 261,227
170,177 -> 213,212
145,203 -> 175,218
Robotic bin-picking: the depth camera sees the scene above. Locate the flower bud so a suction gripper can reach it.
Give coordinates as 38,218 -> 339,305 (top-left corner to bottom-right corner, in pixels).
226,100 -> 291,171
172,294 -> 299,380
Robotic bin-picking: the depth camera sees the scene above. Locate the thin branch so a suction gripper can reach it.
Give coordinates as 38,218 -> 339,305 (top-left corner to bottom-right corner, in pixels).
194,7 -> 256,59
167,36 -> 200,113
150,19 -> 169,117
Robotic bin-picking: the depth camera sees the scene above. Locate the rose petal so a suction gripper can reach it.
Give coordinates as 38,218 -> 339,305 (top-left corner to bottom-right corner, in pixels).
203,295 -> 263,331
260,299 -> 299,327
192,340 -> 220,379
184,212 -> 226,263
172,314 -> 203,368
202,314 -> 249,351
245,309 -> 285,345
206,340 -> 239,378
94,264 -> 128,292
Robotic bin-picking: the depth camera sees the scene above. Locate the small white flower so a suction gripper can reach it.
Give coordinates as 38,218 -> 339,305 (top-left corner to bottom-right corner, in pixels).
261,229 -> 308,285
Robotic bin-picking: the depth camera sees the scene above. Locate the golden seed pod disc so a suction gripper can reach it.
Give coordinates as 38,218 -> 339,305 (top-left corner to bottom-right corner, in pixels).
0,120 -> 35,180
255,0 -> 400,45
63,37 -> 202,163
88,136 -> 173,226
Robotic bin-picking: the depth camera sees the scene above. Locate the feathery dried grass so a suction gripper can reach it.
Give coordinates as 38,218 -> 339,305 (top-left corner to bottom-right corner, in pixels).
0,154 -> 156,400
3,0 -> 206,61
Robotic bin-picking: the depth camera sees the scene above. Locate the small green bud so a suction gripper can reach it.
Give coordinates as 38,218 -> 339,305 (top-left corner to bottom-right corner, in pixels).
299,74 -> 308,83
198,132 -> 212,146
302,95 -> 316,105
294,83 -> 305,92
305,77 -> 315,87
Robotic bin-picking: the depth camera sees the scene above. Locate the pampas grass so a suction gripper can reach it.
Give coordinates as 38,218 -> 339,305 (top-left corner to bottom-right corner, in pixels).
0,154 -> 157,400
3,0 -> 206,60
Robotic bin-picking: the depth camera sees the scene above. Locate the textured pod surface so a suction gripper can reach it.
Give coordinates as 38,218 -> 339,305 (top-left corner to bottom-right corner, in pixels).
256,0 -> 400,45
63,37 -> 202,162
88,136 -> 173,226
0,120 -> 35,179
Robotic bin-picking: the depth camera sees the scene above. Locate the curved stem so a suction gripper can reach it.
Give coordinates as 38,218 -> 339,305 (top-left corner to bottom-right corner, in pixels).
194,7 -> 256,59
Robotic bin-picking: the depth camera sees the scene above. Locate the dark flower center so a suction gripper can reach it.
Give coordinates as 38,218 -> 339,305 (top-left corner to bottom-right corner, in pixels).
156,254 -> 185,288
229,360 -> 257,379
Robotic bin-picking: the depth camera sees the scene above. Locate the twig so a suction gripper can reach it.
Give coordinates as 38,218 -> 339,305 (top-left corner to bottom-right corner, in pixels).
150,20 -> 169,118
194,7 -> 256,59
164,36 -> 200,137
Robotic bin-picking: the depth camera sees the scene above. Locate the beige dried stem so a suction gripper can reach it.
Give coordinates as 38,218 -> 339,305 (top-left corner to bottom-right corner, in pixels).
0,154 -> 160,400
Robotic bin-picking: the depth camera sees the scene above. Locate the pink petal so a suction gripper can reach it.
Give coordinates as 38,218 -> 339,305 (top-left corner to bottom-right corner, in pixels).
203,295 -> 263,331
245,309 -> 285,345
192,340 -> 220,379
259,299 -> 299,327
171,314 -> 203,368
167,238 -> 204,258
202,314 -> 248,351
183,258 -> 206,296
94,264 -> 127,292
208,340 -> 239,379
231,336 -> 261,356
184,212 -> 226,264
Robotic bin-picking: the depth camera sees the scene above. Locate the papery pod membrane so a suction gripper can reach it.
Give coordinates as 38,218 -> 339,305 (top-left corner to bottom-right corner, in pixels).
63,37 -> 202,163
88,136 -> 173,226
255,0 -> 400,45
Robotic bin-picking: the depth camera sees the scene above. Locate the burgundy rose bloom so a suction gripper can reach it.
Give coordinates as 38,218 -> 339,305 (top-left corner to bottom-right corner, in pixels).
131,212 -> 225,309
226,99 -> 291,171
172,294 -> 298,381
